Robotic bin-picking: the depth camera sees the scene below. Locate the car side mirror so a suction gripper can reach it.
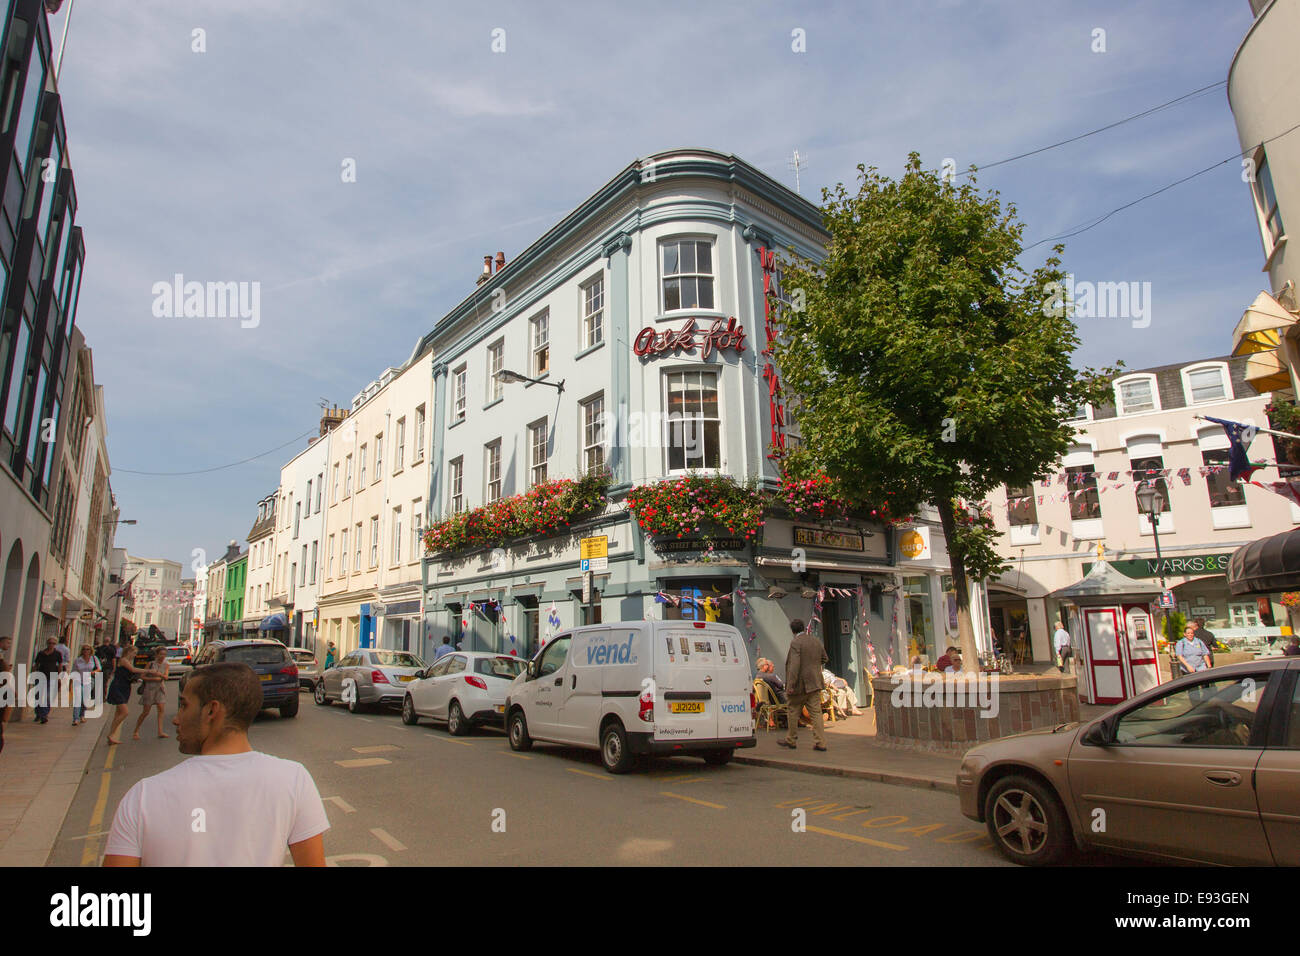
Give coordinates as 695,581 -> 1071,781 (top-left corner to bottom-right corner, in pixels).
1082,720 -> 1111,747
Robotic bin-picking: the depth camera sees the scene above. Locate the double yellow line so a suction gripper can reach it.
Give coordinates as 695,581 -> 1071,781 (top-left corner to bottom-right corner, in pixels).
79,746 -> 115,866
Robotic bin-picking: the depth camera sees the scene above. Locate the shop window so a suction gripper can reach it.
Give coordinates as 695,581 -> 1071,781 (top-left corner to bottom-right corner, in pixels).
571,589 -> 602,626
1228,603 -> 1261,628
1065,465 -> 1101,520
660,579 -> 734,625
903,575 -> 935,664
516,595 -> 540,659
1202,448 -> 1245,508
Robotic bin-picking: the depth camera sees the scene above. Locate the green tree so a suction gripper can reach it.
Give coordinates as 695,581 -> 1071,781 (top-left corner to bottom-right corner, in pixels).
776,155 -> 1119,672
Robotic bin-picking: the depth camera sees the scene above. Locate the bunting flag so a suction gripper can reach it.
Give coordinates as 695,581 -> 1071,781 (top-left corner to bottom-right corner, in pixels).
735,587 -> 758,643
1248,480 -> 1300,507
1177,467 -> 1191,486
1203,416 -> 1264,482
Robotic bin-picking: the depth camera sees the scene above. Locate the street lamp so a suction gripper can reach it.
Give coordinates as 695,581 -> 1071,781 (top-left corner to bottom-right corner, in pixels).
495,368 -> 564,394
1134,484 -> 1168,591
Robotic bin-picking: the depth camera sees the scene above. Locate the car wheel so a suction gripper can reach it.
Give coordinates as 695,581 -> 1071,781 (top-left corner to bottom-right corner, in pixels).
507,709 -> 532,752
600,721 -> 636,774
448,700 -> 470,736
313,681 -> 329,706
985,774 -> 1072,866
345,681 -> 363,714
401,695 -> 419,726
280,696 -> 299,719
702,749 -> 733,766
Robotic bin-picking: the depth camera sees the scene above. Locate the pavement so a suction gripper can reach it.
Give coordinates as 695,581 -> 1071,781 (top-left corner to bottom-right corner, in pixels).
0,702 -> 107,866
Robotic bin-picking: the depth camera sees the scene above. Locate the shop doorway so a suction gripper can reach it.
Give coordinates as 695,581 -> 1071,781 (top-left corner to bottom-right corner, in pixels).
660,578 -> 735,625
988,597 -> 1031,663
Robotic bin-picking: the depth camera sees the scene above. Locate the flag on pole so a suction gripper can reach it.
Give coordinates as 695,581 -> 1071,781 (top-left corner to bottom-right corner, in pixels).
1203,416 -> 1264,481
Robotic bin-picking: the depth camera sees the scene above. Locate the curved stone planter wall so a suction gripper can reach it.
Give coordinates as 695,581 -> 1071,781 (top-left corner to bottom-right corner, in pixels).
870,673 -> 1080,755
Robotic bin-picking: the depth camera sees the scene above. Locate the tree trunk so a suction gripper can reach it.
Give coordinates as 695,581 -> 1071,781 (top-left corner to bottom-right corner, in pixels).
937,494 -> 981,675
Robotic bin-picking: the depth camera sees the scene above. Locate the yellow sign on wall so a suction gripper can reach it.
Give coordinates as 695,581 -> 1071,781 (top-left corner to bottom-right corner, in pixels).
899,526 -> 931,561
580,535 -> 608,560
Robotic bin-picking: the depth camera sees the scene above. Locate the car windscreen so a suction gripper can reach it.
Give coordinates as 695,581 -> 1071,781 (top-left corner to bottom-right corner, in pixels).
292,651 -> 316,662
222,646 -> 289,666
165,648 -> 188,657
371,651 -> 424,668
476,657 -> 525,680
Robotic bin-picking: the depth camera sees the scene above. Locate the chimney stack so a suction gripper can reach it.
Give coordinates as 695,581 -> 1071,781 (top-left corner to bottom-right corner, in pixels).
495,251 -> 506,273
319,404 -> 348,437
477,255 -> 493,286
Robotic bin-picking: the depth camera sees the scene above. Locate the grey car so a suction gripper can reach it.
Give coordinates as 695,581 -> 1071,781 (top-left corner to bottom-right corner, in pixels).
290,648 -> 320,690
314,648 -> 427,713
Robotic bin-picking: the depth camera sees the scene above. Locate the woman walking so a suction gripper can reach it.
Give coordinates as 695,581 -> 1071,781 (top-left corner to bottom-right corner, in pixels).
131,647 -> 170,739
105,637 -> 148,745
71,644 -> 100,726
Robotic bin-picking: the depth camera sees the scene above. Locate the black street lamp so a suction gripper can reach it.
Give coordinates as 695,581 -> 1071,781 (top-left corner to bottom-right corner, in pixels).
1134,484 -> 1168,591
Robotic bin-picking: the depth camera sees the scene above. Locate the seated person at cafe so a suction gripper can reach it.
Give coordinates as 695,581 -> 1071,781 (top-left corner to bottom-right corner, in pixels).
756,658 -> 787,703
933,646 -> 962,672
821,666 -> 864,716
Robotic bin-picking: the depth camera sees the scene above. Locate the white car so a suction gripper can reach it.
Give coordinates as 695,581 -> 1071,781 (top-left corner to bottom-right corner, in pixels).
163,645 -> 193,680
401,651 -> 527,735
505,620 -> 756,773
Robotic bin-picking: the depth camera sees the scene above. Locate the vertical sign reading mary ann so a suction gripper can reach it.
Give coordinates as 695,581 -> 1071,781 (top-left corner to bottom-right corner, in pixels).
759,246 -> 787,459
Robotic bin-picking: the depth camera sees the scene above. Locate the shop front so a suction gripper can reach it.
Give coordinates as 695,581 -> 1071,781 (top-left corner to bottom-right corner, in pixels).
895,518 -> 993,667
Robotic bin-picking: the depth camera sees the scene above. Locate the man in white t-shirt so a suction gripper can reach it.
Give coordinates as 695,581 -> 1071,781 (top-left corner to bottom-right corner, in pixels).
103,662 -> 329,866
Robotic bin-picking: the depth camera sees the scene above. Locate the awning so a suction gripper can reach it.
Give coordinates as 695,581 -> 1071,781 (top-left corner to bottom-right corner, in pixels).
1048,559 -> 1163,604
755,555 -> 897,575
1227,529 -> 1300,595
1232,291 -> 1296,356
259,613 -> 288,630
1242,349 -> 1293,394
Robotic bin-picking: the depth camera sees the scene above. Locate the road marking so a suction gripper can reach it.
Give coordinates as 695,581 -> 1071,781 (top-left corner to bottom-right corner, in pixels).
352,744 -> 400,754
326,853 -> 389,866
499,751 -> 533,760
65,829 -> 110,842
647,772 -> 702,783
806,825 -> 907,851
369,828 -> 408,852
566,768 -> 612,782
334,757 -> 392,768
358,717 -> 373,723
324,796 -> 357,813
660,791 -> 725,809
80,771 -> 113,865
429,736 -> 473,747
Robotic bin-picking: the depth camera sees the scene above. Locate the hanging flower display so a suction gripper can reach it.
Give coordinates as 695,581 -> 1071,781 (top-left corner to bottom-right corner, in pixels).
1282,592 -> 1300,608
423,469 -> 610,555
623,473 -> 766,546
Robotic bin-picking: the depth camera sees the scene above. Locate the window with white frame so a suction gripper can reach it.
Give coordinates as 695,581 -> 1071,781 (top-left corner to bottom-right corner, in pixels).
305,480 -> 312,514
294,501 -> 301,539
453,365 -> 467,423
1199,427 -> 1246,509
580,394 -> 605,474
392,507 -> 402,565
1116,377 -> 1157,415
1065,464 -> 1101,520
369,517 -> 379,568
661,238 -> 714,311
340,529 -> 348,574
359,444 -> 367,486
1229,601 -> 1261,628
354,522 -> 362,571
411,500 -> 423,559
485,440 -> 502,502
487,340 -> 504,403
328,535 -> 335,578
301,545 -> 308,586
316,473 -> 323,512
310,540 -> 317,584
531,314 -> 549,377
394,417 -> 405,472
1063,403 -> 1091,422
450,457 -> 464,513
529,419 -> 548,486
582,276 -> 604,349
332,464 -> 339,503
665,370 -> 721,471
374,435 -> 383,479
1252,149 -> 1285,254
414,405 -> 426,461
1006,485 -> 1038,526
1184,365 -> 1228,405
344,455 -> 353,496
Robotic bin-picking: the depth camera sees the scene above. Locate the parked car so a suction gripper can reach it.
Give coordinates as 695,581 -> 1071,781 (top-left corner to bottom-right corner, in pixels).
163,645 -> 193,680
289,648 -> 320,690
506,620 -> 756,773
401,652 -> 525,734
314,648 -> 427,713
957,658 -> 1300,866
189,639 -> 300,718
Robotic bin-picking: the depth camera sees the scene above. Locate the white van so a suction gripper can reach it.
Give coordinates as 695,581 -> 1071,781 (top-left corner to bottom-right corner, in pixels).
505,620 -> 756,773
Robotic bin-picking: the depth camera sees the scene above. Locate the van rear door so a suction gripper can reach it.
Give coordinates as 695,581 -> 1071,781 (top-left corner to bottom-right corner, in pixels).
709,626 -> 755,740
654,623 -> 725,743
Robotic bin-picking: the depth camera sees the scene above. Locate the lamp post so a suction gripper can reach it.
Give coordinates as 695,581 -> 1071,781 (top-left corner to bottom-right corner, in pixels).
495,368 -> 564,394
1135,483 -> 1171,648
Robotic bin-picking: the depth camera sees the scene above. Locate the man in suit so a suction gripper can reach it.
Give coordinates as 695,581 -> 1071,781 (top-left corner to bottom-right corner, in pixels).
779,619 -> 828,752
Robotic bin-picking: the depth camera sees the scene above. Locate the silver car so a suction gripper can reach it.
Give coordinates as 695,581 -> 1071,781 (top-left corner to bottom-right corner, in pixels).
314,648 -> 427,713
163,645 -> 193,681
290,648 -> 320,690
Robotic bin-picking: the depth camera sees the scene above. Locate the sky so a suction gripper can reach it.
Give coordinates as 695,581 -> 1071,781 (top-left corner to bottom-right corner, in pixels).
48,0 -> 1268,569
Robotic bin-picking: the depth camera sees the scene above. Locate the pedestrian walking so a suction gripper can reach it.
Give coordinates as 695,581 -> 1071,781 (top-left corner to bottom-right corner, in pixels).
55,627 -> 72,669
1192,619 -> 1217,667
33,636 -> 64,723
778,619 -> 828,752
103,662 -> 330,866
94,635 -> 117,680
71,644 -> 100,725
105,637 -> 149,745
0,634 -> 12,755
131,647 -> 170,740
324,642 -> 336,670
1053,620 -> 1073,673
433,636 -> 454,660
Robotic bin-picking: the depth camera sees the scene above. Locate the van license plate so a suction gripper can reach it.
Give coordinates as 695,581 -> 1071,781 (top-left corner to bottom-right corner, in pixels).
259,674 -> 272,682
495,705 -> 505,714
670,702 -> 704,714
